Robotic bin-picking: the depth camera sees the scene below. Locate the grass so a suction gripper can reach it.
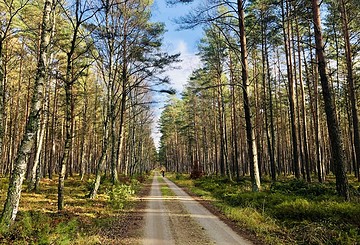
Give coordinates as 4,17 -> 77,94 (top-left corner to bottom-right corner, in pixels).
168,173 -> 360,245
0,174 -> 147,244
161,185 -> 175,197
157,176 -> 175,196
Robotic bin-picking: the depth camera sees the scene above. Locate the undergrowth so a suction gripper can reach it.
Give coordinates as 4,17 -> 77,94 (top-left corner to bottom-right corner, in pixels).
0,173 -> 148,244
107,179 -> 140,209
169,173 -> 360,245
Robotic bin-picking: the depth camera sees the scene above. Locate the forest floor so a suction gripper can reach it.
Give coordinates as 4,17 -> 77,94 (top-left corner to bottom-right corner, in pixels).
0,175 -> 149,244
1,172 -> 359,244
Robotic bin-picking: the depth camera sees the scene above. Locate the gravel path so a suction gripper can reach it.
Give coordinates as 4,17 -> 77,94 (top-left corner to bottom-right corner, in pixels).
142,173 -> 253,245
143,175 -> 175,245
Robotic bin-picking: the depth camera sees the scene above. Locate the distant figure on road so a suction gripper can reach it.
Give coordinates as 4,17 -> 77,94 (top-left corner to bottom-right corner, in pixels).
161,170 -> 165,177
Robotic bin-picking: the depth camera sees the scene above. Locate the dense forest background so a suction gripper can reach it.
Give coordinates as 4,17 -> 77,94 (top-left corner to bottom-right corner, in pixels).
159,0 -> 360,198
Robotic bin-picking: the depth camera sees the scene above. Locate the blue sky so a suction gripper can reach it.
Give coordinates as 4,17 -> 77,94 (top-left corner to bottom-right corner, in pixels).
150,0 -> 203,148
151,0 -> 202,53
151,0 -> 203,92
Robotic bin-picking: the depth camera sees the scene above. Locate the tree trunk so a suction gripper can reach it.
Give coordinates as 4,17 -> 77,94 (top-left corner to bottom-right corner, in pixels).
281,0 -> 300,179
296,19 -> 311,182
261,13 -> 276,181
80,86 -> 88,181
0,39 -> 5,173
28,113 -> 46,191
0,0 -> 53,227
229,52 -> 240,181
89,135 -> 109,199
58,81 -> 72,211
311,0 -> 349,200
237,0 -> 260,192
339,0 -> 360,181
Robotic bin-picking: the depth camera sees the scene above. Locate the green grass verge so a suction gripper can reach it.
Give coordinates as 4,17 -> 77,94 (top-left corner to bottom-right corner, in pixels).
168,173 -> 360,245
161,185 -> 175,197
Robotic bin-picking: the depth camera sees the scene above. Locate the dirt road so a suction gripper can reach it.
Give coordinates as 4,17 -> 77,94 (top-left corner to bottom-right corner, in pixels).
142,173 -> 253,245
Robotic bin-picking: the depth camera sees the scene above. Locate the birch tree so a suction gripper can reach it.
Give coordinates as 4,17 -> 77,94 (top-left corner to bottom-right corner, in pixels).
0,0 -> 53,228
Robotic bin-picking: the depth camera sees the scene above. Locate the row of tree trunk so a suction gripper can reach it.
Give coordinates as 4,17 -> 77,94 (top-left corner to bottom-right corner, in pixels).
0,0 -> 171,228
160,0 -> 358,200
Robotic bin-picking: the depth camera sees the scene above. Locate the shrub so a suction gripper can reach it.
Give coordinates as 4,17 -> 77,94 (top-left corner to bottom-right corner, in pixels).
107,180 -> 139,209
135,174 -> 147,183
190,169 -> 203,179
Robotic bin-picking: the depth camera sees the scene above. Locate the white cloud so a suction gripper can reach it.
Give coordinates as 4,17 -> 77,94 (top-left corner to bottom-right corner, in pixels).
165,40 -> 201,93
151,40 -> 202,149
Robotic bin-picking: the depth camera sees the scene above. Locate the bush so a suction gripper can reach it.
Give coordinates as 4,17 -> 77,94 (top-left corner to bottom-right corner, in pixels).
135,174 -> 147,183
107,180 -> 139,209
190,169 -> 203,179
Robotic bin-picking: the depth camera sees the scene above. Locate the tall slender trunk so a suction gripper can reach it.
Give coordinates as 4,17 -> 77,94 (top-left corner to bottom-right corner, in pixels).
89,78 -> 111,198
113,12 -> 128,182
261,12 -> 276,181
80,86 -> 88,180
296,20 -> 311,182
229,53 -> 240,181
58,81 -> 72,211
311,0 -> 349,200
216,69 -> 226,176
58,8 -> 80,210
281,0 -> 300,179
0,0 -> 53,227
89,129 -> 109,199
0,39 -> 5,172
339,0 -> 360,181
28,112 -> 46,191
115,75 -> 127,178
238,0 -> 260,191
49,80 -> 58,179
110,99 -> 118,181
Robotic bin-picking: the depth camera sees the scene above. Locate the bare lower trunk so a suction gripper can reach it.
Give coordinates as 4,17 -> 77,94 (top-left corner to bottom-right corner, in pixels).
311,0 -> 349,200
89,137 -> 109,199
238,0 -> 261,191
0,40 -> 4,169
296,19 -> 311,182
281,0 -> 300,179
339,0 -> 360,181
58,83 -> 72,211
28,117 -> 46,191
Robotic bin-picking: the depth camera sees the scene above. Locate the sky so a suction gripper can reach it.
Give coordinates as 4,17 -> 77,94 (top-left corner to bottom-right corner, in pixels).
150,0 -> 203,149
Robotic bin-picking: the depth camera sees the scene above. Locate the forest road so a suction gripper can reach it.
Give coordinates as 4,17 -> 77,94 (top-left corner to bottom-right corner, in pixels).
142,172 -> 253,245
